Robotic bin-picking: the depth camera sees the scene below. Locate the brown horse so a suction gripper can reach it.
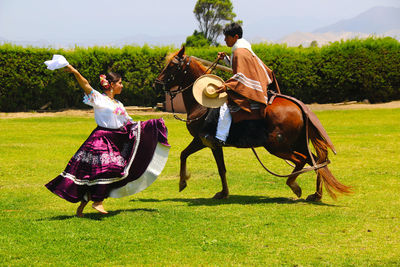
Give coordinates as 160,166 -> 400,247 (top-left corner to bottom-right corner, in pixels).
155,47 -> 351,201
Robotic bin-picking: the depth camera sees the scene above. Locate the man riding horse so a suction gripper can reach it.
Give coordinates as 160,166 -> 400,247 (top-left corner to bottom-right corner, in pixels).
155,28 -> 350,201
201,22 -> 275,148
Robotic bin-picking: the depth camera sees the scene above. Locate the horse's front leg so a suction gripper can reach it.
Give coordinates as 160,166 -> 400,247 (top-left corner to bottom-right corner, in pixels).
211,147 -> 229,199
180,138 -> 206,192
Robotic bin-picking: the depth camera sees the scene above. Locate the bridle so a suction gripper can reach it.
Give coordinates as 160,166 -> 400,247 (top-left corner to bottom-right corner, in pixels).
154,55 -> 219,122
154,55 -> 193,98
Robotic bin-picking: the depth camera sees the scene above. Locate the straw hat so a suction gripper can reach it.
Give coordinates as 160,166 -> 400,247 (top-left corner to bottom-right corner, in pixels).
193,74 -> 228,108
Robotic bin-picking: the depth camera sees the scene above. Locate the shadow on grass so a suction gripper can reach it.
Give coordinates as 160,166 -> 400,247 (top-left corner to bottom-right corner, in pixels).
40,208 -> 158,221
133,195 -> 337,207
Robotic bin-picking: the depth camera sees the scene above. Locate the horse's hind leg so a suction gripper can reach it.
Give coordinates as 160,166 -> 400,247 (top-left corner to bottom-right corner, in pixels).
270,147 -> 307,198
296,152 -> 323,202
306,172 -> 323,201
211,147 -> 228,199
179,138 -> 206,192
305,153 -> 323,201
285,152 -> 308,198
284,151 -> 324,202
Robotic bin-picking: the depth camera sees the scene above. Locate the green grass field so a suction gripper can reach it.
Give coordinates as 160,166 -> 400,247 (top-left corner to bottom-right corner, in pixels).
0,108 -> 399,266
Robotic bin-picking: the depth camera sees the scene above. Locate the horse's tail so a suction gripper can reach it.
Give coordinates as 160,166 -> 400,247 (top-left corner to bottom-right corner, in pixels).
308,123 -> 352,200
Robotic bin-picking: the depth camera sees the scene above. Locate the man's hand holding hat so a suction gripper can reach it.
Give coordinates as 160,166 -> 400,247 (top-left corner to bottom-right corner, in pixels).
216,84 -> 227,94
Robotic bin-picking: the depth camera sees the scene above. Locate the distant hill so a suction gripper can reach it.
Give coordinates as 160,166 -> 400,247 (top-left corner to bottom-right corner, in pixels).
276,6 -> 400,47
277,32 -> 368,47
313,6 -> 400,34
276,31 -> 398,47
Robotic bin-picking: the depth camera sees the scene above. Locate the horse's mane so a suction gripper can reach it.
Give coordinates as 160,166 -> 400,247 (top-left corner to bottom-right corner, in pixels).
165,51 -> 178,63
192,58 -> 208,73
165,52 -> 208,73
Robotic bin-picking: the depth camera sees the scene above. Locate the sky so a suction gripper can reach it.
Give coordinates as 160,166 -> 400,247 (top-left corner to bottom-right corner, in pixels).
0,0 -> 399,46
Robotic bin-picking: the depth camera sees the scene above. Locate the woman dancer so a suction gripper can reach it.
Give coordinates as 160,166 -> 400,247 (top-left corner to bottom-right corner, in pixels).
45,64 -> 169,217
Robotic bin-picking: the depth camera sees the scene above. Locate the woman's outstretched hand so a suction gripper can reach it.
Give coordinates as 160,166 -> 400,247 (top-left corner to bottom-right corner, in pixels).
63,65 -> 92,95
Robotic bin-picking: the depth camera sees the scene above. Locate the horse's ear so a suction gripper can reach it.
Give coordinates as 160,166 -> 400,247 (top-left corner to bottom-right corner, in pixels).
177,46 -> 185,58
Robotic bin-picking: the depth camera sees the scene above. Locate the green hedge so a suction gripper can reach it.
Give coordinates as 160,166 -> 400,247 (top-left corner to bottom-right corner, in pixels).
1,37 -> 399,112
0,44 -> 172,111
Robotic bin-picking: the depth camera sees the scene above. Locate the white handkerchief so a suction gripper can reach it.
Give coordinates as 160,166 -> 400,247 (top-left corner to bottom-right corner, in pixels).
44,54 -> 69,70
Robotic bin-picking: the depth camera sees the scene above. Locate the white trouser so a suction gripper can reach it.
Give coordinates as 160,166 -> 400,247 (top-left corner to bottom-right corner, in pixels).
216,103 -> 232,142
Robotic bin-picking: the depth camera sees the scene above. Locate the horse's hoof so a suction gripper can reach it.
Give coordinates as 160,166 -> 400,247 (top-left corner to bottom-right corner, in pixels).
179,180 -> 187,192
288,183 -> 302,198
296,189 -> 302,198
306,193 -> 322,202
212,191 -> 229,199
292,187 -> 302,198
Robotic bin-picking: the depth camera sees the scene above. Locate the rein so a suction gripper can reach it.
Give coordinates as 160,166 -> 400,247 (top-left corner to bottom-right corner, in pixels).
161,56 -> 220,123
251,147 -> 330,178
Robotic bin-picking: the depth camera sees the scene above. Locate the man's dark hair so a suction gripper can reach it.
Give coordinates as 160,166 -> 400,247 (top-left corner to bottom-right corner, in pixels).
223,23 -> 243,38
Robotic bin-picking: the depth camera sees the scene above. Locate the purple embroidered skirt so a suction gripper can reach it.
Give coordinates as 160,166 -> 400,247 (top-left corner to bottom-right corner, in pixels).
45,118 -> 170,203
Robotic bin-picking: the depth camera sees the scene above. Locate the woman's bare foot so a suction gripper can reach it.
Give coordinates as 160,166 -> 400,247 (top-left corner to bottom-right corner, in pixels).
92,201 -> 108,214
76,201 -> 88,217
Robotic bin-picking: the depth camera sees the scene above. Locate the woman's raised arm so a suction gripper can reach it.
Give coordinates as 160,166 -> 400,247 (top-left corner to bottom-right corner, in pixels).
64,65 -> 92,95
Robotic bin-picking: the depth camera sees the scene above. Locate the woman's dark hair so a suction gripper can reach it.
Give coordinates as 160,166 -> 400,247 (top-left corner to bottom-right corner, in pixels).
100,72 -> 121,90
223,23 -> 243,38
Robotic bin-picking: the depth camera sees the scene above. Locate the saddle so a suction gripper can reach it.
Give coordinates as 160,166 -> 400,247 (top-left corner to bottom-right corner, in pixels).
202,91 -> 335,152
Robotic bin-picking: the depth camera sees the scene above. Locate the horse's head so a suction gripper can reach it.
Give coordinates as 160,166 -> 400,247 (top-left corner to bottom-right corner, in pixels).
154,46 -> 208,95
154,46 -> 189,93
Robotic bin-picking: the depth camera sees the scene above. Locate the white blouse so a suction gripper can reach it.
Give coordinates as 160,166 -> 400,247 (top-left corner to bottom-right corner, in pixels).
83,89 -> 133,129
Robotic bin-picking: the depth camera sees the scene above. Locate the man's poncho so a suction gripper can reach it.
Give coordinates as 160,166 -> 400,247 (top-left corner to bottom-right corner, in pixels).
224,40 -> 273,122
